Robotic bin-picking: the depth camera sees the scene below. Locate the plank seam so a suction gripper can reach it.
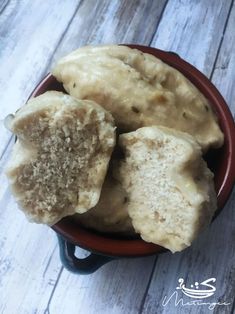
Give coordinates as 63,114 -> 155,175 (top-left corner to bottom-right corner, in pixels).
149,0 -> 169,46
42,245 -> 58,278
0,0 -> 10,15
231,295 -> 235,313
43,266 -> 64,314
138,256 -> 158,314
0,134 -> 13,161
39,0 -> 84,79
209,0 -> 234,80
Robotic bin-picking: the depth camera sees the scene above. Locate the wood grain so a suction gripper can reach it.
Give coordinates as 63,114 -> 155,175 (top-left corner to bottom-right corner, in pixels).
48,256 -> 157,314
48,0 -> 167,73
210,3 -> 235,312
151,0 -> 232,76
213,1 -> 235,116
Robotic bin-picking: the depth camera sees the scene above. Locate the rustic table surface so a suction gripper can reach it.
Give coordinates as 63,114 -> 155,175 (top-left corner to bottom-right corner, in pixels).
0,0 -> 235,313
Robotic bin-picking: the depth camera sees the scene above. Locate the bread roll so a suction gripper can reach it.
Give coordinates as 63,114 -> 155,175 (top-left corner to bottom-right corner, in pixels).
114,126 -> 217,252
5,91 -> 115,225
52,45 -> 223,151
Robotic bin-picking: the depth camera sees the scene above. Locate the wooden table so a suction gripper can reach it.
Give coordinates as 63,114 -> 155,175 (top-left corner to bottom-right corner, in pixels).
0,1 -> 235,313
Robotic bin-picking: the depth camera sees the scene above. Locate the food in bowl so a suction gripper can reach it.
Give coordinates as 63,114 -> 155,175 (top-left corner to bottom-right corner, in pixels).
114,126 -> 216,252
5,45 -> 225,252
52,45 -> 223,151
75,175 -> 135,235
5,91 -> 115,224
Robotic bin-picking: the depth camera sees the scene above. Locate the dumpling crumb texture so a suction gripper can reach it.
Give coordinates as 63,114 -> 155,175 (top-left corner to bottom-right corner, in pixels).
114,126 -> 217,252
6,91 -> 115,225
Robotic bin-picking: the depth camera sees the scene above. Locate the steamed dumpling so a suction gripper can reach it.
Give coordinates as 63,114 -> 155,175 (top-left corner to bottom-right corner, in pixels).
114,126 -> 217,252
52,45 -> 224,151
75,175 -> 135,235
5,91 -> 115,225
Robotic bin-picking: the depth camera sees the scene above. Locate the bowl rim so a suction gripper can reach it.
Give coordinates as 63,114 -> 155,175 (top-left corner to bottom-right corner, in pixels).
30,44 -> 235,257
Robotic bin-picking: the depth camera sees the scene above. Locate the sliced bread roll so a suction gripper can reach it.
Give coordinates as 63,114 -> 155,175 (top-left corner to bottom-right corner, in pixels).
114,126 -> 217,252
75,175 -> 135,235
52,45 -> 223,151
5,91 -> 115,225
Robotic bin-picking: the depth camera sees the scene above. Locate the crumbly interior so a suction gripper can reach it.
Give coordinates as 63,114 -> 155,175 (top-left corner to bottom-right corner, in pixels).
6,92 -> 115,225
52,45 -> 224,151
114,126 -> 217,252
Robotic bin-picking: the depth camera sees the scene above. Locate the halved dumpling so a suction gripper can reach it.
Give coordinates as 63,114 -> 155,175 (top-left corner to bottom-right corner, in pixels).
5,91 -> 115,225
114,126 -> 217,252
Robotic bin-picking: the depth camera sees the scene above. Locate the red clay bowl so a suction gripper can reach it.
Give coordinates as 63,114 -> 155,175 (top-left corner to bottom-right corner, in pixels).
29,45 -> 235,258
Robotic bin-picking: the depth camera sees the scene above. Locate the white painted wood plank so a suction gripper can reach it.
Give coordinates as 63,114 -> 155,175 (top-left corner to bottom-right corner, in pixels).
151,0 -> 232,76
208,6 -> 235,312
0,0 -> 8,11
0,0 -> 17,25
212,2 -> 235,116
142,1 -> 235,313
48,256 -> 156,314
0,0 -> 81,156
49,0 -> 167,69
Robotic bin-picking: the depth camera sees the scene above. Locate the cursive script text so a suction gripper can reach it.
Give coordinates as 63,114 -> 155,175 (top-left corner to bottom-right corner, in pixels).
162,291 -> 230,311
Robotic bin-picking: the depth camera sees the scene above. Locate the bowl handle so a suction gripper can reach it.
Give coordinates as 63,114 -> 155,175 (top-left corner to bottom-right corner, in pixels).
167,51 -> 181,58
57,234 -> 114,274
